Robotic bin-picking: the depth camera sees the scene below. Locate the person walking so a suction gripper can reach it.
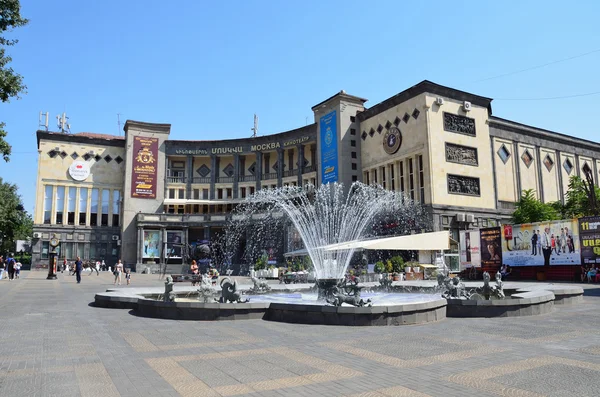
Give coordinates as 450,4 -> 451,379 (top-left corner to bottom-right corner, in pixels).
6,253 -> 16,281
15,261 -> 21,279
113,260 -> 124,285
75,256 -> 83,284
125,269 -> 131,285
0,256 -> 5,280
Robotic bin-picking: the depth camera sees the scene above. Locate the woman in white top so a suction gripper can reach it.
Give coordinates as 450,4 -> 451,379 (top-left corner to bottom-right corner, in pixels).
114,260 -> 124,285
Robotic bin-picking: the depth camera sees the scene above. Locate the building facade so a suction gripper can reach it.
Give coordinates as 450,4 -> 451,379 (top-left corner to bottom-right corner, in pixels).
32,81 -> 600,272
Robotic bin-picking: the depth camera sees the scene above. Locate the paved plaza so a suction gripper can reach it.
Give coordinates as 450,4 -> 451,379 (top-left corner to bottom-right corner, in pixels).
1,271 -> 600,396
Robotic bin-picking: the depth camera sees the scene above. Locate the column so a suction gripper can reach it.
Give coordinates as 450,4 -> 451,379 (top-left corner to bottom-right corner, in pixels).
513,142 -> 522,199
186,155 -> 193,199
86,187 -> 92,226
277,148 -> 283,188
297,144 -> 304,187
535,146 -> 544,203
490,140 -> 499,208
255,151 -> 262,191
593,160 -> 599,187
233,153 -> 240,199
161,227 -> 167,264
210,154 -> 217,199
385,163 -> 391,191
556,151 -> 564,204
164,156 -> 169,198
182,226 -> 189,265
575,154 -> 581,177
137,226 -> 143,264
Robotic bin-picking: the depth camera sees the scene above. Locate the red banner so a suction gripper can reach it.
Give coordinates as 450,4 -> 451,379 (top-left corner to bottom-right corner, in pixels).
131,136 -> 159,199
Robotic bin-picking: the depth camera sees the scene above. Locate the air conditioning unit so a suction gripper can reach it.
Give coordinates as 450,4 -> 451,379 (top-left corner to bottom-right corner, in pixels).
117,240 -> 121,246
54,146 -> 60,151
33,232 -> 41,239
456,213 -> 466,222
89,150 -> 94,155
466,214 -> 475,223
435,97 -> 444,106
111,235 -> 119,241
463,101 -> 472,111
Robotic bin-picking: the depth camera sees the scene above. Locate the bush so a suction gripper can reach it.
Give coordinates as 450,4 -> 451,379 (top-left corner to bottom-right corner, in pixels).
374,261 -> 386,274
390,256 -> 405,273
385,260 -> 393,274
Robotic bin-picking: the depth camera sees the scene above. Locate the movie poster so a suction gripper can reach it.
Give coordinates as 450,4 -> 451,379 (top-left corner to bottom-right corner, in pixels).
500,219 -> 580,267
190,239 -> 212,265
166,231 -> 183,258
143,230 -> 161,259
131,136 -> 159,198
480,227 -> 502,268
580,216 -> 600,265
460,230 -> 481,269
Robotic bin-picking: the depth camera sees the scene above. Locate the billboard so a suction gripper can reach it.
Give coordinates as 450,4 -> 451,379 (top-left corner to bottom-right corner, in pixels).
501,219 -> 580,267
131,136 -> 159,198
580,216 -> 600,265
143,230 -> 161,259
459,230 -> 481,269
319,110 -> 338,184
166,231 -> 183,258
480,227 -> 502,268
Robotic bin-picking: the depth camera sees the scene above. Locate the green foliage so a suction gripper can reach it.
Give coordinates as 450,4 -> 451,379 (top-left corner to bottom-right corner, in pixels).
1,0 -> 28,162
374,261 -> 385,274
390,256 -> 405,274
0,177 -> 30,251
385,260 -> 393,274
512,189 -> 559,224
563,176 -> 600,218
254,252 -> 268,271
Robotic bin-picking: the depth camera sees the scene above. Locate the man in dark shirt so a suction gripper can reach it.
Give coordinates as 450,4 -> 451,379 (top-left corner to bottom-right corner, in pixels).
75,256 -> 83,284
531,231 -> 538,255
6,254 -> 16,280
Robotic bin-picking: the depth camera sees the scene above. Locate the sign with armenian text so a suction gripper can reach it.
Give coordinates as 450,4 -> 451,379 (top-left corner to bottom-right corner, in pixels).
580,216 -> 600,265
320,110 -> 338,184
131,136 -> 159,198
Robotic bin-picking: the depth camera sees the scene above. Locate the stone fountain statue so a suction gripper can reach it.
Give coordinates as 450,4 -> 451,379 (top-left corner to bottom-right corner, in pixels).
217,277 -> 249,303
197,274 -> 216,303
250,276 -> 271,293
379,273 -> 393,292
437,273 -> 470,299
470,271 -> 505,300
327,278 -> 372,307
163,275 -> 175,302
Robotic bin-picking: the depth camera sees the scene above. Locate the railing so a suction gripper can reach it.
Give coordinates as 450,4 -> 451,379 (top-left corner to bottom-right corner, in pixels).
304,165 -> 315,173
283,169 -> 297,177
192,177 -> 211,184
167,177 -> 186,183
262,172 -> 277,180
239,175 -> 256,182
498,200 -> 517,210
216,176 -> 234,183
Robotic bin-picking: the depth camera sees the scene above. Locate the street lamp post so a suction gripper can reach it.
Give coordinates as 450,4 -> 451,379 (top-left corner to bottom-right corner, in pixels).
47,234 -> 60,280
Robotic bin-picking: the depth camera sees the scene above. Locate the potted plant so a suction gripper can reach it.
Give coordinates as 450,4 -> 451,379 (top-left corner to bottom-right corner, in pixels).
374,261 -> 385,275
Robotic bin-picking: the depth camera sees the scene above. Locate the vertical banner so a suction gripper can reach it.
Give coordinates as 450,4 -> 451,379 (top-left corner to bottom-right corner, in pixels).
131,136 -> 159,198
460,230 -> 481,269
166,231 -> 183,258
143,230 -> 161,259
500,219 -> 580,266
319,110 -> 338,184
580,216 -> 600,265
480,227 -> 502,268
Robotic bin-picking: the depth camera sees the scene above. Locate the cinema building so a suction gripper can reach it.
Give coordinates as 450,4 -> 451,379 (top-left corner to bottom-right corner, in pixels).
31,80 -> 600,272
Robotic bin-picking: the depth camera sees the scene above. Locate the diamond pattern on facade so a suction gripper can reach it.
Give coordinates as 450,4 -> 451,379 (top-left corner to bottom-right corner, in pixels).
83,153 -> 92,161
115,156 -> 123,164
104,155 -> 113,163
544,154 -> 554,171
497,144 -> 511,164
394,116 -> 401,126
361,131 -> 368,141
403,113 -> 411,123
582,162 -> 592,175
48,150 -> 58,158
412,108 -> 420,119
71,152 -> 79,159
369,128 -> 375,137
196,164 -> 211,177
296,157 -> 309,167
247,162 -> 256,175
223,163 -> 234,177
385,120 -> 392,130
60,151 -> 68,159
94,154 -> 102,162
521,150 -> 533,168
377,124 -> 383,133
564,158 -> 573,174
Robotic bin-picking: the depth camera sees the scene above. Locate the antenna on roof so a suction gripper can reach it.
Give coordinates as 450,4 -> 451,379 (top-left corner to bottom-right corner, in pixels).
117,113 -> 123,135
56,112 -> 70,133
251,114 -> 259,138
38,112 -> 49,131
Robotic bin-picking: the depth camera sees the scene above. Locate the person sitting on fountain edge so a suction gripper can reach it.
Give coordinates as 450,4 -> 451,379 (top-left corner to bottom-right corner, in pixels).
500,264 -> 511,280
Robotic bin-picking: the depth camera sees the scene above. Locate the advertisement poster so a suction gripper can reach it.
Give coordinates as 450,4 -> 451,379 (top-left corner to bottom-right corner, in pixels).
580,216 -> 600,265
166,231 -> 183,258
460,230 -> 481,269
143,230 -> 161,259
131,136 -> 159,198
480,227 -> 502,268
319,110 -> 338,184
501,219 -> 580,266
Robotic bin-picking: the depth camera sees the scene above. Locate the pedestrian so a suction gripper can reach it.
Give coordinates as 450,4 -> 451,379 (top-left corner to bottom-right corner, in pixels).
75,256 -> 83,284
95,260 -> 100,274
0,256 -> 5,280
62,258 -> 67,273
125,269 -> 131,285
113,260 -> 124,285
6,253 -> 15,281
531,230 -> 538,255
101,260 -> 106,271
15,261 -> 21,279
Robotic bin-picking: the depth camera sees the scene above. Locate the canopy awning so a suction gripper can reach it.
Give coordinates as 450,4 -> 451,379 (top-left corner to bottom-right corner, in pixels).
417,263 -> 438,268
322,231 -> 450,252
283,248 -> 309,257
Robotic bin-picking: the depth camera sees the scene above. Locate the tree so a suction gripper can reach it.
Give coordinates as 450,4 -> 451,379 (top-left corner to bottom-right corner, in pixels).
0,177 -> 31,252
511,189 -> 559,224
562,176 -> 600,218
1,0 -> 29,162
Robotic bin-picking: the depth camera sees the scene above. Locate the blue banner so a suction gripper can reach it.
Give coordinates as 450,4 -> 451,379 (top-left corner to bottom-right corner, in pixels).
320,110 -> 338,184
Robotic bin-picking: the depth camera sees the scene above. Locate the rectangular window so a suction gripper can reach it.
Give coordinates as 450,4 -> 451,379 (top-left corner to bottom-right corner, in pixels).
77,242 -> 85,258
177,205 -> 184,214
202,189 -> 209,199
352,175 -> 358,182
364,171 -> 370,185
381,167 -> 386,189
350,140 -> 356,147
169,189 -> 175,199
178,189 -> 184,199
351,152 -> 357,159
79,188 -> 88,225
67,187 -> 76,225
218,189 -> 223,199
373,169 -> 378,184
90,188 -> 99,226
418,155 -> 425,204
193,189 -> 199,200
55,186 -> 65,224
226,188 -> 232,198
400,161 -> 405,196
249,186 -> 255,195
408,158 -> 415,201
351,163 -> 357,170
167,205 -> 175,214
390,164 -> 395,191
44,185 -> 53,224
112,190 -> 120,226
350,128 -> 356,135
62,242 -> 73,260
89,243 -> 96,261
101,190 -> 109,226
41,241 -> 49,259
241,187 -> 246,198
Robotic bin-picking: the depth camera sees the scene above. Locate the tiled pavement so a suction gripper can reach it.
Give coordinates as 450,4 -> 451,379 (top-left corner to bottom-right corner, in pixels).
2,271 -> 600,396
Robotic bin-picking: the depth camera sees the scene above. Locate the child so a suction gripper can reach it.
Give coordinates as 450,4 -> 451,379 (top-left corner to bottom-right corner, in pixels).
125,269 -> 131,285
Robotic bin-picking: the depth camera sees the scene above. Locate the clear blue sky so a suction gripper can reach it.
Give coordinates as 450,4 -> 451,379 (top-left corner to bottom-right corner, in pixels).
2,0 -> 599,213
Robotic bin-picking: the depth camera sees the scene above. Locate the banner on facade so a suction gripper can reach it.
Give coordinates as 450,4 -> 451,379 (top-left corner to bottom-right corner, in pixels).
143,230 -> 161,259
480,227 -> 502,268
131,136 -> 159,199
166,231 -> 183,258
580,216 -> 600,265
459,230 -> 481,269
319,110 -> 338,184
501,219 -> 579,266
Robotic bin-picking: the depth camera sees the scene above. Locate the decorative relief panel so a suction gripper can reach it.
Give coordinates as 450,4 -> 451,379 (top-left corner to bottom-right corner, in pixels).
445,143 -> 478,166
447,174 -> 481,196
443,112 -> 476,136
